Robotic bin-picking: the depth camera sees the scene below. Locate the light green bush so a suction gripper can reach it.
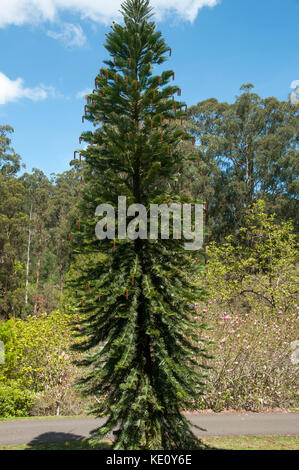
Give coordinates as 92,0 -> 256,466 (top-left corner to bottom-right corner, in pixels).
0,310 -> 84,416
202,200 -> 298,315
0,383 -> 34,417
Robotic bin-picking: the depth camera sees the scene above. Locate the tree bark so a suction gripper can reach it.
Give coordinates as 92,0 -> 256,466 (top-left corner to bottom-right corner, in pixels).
33,226 -> 42,315
25,204 -> 32,306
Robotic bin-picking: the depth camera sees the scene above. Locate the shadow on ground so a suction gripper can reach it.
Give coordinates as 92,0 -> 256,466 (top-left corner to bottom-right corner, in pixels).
26,432 -> 112,450
25,432 -> 218,451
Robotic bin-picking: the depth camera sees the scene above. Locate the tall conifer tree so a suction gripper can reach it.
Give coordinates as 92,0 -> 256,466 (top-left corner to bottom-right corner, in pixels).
70,0 -> 210,450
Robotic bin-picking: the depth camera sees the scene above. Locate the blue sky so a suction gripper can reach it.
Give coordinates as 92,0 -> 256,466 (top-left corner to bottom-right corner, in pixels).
0,0 -> 298,177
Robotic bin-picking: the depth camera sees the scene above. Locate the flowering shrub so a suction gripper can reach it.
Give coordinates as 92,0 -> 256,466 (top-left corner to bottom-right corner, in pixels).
195,304 -> 298,411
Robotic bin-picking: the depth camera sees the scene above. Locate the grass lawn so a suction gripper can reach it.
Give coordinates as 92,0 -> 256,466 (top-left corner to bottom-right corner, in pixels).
203,435 -> 299,450
0,435 -> 298,450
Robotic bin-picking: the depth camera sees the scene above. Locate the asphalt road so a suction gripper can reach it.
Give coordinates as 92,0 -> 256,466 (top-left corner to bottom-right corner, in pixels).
0,413 -> 298,446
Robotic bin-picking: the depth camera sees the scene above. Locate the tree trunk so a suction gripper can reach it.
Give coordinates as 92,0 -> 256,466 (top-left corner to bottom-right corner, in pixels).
33,227 -> 42,315
25,204 -> 32,307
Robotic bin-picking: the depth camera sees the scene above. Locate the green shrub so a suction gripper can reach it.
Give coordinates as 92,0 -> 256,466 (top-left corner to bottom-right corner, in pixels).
203,200 -> 298,315
0,310 -> 83,416
0,384 -> 34,417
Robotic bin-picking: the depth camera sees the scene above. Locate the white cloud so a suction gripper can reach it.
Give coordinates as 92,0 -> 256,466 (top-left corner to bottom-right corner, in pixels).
0,72 -> 59,105
151,0 -> 220,22
0,0 -> 220,28
76,88 -> 92,99
47,22 -> 86,47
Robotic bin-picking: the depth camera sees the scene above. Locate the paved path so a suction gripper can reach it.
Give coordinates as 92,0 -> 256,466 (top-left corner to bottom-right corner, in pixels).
0,413 -> 298,446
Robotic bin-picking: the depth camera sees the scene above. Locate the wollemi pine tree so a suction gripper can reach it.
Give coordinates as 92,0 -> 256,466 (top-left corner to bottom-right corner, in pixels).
69,0 -> 211,450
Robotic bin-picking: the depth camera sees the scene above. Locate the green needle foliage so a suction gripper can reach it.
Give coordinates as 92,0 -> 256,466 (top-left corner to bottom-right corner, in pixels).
69,0 -> 211,450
